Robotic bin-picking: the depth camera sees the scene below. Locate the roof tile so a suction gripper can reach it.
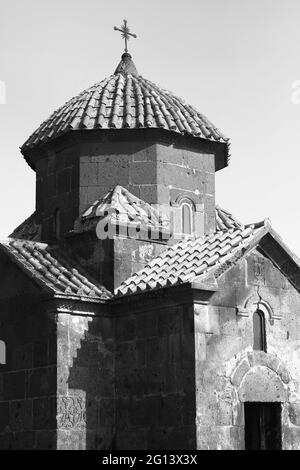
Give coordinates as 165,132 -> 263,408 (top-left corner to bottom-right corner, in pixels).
0,239 -> 111,300
116,223 -> 265,296
21,56 -> 229,156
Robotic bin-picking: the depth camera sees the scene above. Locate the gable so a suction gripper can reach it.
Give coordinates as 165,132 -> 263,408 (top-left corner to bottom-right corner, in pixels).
0,251 -> 42,299
0,238 -> 112,301
116,220 -> 300,299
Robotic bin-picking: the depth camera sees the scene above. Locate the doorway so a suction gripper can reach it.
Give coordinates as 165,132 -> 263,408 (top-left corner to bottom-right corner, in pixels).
244,402 -> 282,450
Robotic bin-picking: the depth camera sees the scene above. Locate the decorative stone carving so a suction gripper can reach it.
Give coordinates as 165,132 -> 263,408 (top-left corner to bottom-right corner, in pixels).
288,403 -> 300,426
236,307 -> 249,317
237,294 -> 282,321
57,396 -> 86,429
231,360 -> 250,387
254,257 -> 265,284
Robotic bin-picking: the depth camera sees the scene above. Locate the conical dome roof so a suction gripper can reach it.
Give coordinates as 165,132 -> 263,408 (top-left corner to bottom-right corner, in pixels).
21,53 -> 229,162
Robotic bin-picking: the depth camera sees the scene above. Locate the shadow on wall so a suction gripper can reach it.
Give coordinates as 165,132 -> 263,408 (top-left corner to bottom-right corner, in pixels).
67,314 -> 116,450
65,301 -> 197,450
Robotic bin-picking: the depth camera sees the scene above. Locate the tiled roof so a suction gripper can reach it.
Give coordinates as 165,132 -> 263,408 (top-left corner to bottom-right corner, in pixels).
215,206 -> 242,231
74,186 -> 169,235
21,54 -> 229,157
116,222 -> 266,296
0,239 -> 111,300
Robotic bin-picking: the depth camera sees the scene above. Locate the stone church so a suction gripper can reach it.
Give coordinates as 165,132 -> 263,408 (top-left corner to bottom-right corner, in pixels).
0,45 -> 300,450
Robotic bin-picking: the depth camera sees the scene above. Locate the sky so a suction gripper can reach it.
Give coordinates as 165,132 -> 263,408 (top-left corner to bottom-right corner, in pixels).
1,0 -> 300,254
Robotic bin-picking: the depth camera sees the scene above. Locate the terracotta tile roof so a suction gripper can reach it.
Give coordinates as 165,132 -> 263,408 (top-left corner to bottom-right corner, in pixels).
74,186 -> 169,235
215,206 -> 242,231
0,239 -> 111,300
21,54 -> 229,158
116,222 -> 266,296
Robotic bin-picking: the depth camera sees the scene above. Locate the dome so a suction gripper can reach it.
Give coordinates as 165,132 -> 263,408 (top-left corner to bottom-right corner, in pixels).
21,53 -> 229,161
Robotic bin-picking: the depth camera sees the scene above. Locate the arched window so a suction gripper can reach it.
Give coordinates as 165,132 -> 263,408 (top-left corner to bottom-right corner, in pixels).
0,340 -> 6,364
53,208 -> 61,240
253,310 -> 266,351
181,201 -> 193,235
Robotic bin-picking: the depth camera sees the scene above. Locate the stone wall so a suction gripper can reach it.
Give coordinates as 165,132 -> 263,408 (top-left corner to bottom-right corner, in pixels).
155,143 -> 215,234
35,145 -> 80,240
57,308 -> 116,450
79,140 -> 158,214
79,139 -> 216,235
0,259 -> 57,449
34,136 -> 217,241
66,233 -> 167,291
113,294 -> 196,450
194,249 -> 300,450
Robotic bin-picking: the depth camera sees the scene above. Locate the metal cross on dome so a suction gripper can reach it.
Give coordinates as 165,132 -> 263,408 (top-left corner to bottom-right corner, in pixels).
114,19 -> 137,53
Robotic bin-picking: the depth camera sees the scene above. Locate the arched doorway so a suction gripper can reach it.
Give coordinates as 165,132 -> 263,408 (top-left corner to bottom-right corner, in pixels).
239,366 -> 286,450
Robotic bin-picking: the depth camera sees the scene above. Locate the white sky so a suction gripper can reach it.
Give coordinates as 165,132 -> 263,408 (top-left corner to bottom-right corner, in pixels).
1,0 -> 300,255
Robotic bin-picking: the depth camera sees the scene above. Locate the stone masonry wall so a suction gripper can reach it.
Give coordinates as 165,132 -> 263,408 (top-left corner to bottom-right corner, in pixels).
79,140 -> 216,236
57,310 -> 116,450
35,137 -> 217,241
35,145 -> 80,241
113,298 -> 196,450
0,260 -> 57,450
155,143 -> 215,234
194,249 -> 300,450
66,233 -> 167,291
79,141 -> 158,215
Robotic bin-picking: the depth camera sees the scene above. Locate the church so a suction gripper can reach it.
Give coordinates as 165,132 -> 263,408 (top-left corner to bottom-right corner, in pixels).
0,22 -> 300,450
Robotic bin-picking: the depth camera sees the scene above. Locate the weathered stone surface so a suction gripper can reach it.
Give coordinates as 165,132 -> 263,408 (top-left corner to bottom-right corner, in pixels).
197,425 -> 244,450
238,366 -> 287,402
288,403 -> 300,426
27,367 -> 56,398
57,396 -> 86,430
147,425 -> 195,450
9,431 -> 35,450
0,402 -> 9,432
57,429 -> 86,450
34,430 -> 56,450
10,399 -> 33,431
277,364 -> 290,384
282,426 -> 300,450
195,333 -> 206,362
3,372 -> 26,400
116,429 -> 146,450
247,351 -> 280,372
33,397 -> 56,430
231,360 -> 250,387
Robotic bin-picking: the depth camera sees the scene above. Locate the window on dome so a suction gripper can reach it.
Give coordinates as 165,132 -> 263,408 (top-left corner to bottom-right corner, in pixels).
0,340 -> 6,365
181,200 -> 193,235
253,310 -> 266,351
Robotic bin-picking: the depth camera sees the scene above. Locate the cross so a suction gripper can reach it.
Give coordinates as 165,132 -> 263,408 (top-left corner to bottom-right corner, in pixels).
114,19 -> 137,53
